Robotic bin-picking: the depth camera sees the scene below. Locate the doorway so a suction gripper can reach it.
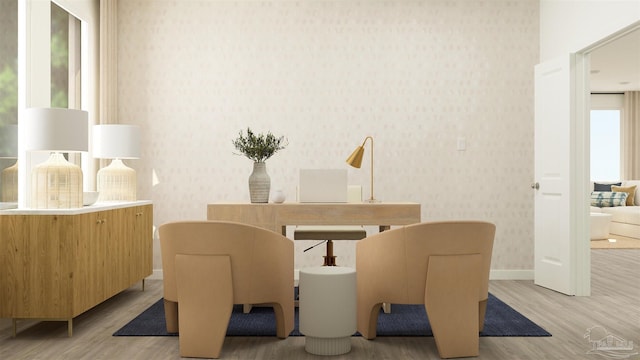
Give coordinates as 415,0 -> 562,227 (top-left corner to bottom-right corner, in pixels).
583,22 -> 640,290
586,27 -> 640,254
533,21 -> 640,296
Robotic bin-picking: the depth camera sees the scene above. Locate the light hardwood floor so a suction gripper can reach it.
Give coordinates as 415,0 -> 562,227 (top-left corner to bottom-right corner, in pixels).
1,249 -> 638,360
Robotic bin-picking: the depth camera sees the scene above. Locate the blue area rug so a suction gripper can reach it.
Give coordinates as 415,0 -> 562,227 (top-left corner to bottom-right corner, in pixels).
113,293 -> 550,337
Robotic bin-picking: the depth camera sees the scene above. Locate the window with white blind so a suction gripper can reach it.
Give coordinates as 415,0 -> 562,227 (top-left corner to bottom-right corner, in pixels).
590,94 -> 623,182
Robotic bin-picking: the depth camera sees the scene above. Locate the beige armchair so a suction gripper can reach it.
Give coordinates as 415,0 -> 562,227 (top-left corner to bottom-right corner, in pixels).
356,221 -> 495,359
159,221 -> 295,359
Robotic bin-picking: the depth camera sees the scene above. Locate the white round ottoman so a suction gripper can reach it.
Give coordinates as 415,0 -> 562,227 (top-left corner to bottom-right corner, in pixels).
299,266 -> 356,356
590,212 -> 613,240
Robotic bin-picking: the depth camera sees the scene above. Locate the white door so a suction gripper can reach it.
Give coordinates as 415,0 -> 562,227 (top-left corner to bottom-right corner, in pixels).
533,54 -> 578,295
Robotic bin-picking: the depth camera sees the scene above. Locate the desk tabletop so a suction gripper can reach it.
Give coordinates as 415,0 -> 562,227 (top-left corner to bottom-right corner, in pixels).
207,202 -> 421,233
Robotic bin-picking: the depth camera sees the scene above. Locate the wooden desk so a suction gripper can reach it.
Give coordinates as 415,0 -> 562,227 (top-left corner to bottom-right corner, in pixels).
207,202 -> 421,235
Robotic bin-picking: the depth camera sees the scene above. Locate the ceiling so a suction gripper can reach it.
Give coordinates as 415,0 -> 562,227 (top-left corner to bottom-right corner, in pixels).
589,28 -> 640,92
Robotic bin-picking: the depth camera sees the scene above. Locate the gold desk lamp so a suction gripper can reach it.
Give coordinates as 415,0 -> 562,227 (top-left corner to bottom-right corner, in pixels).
346,136 -> 378,203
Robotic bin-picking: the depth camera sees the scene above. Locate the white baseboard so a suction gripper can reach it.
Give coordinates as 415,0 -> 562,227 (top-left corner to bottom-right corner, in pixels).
489,269 -> 534,280
146,269 -> 164,281
149,268 -> 534,282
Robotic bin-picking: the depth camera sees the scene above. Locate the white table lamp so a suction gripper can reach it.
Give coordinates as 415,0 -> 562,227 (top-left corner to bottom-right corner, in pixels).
0,124 -> 18,202
93,124 -> 140,201
24,108 -> 89,209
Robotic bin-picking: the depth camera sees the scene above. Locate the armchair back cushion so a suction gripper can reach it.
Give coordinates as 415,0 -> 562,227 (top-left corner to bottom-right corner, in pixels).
160,220 -> 294,306
356,221 -> 495,304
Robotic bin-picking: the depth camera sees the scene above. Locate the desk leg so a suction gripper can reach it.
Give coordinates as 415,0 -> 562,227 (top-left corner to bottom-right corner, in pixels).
380,225 -> 391,313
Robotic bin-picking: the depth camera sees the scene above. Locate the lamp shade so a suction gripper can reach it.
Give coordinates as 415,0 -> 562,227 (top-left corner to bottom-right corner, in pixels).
346,146 -> 364,169
93,124 -> 141,159
24,108 -> 88,152
0,124 -> 18,158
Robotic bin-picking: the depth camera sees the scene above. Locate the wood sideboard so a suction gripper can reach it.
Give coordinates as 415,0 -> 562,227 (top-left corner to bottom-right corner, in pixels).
0,201 -> 153,336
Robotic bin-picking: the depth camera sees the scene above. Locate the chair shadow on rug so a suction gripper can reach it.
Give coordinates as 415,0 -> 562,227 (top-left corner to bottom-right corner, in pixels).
160,220 -> 294,359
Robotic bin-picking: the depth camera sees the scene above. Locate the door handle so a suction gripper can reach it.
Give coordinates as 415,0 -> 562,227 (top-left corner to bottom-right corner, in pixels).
531,182 -> 539,190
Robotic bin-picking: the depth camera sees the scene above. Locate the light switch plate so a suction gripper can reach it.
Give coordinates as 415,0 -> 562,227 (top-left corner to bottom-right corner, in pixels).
457,137 -> 466,151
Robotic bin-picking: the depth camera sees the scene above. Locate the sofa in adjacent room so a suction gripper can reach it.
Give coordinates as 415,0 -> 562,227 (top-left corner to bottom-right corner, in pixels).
590,180 -> 640,240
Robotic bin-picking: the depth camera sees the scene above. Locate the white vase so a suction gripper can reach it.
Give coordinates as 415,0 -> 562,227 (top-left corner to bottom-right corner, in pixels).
249,162 -> 270,203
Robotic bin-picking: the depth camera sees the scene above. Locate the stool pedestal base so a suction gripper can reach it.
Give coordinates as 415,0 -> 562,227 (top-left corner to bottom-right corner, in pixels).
305,336 -> 351,356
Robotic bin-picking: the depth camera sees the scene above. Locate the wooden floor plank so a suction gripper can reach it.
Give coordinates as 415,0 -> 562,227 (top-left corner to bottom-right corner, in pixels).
1,249 -> 638,359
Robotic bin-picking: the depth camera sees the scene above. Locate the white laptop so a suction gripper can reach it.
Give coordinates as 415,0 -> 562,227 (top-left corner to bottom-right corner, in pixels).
298,169 -> 348,203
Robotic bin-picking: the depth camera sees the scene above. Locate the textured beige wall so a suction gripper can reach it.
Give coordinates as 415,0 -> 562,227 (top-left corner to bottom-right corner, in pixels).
117,0 -> 539,276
